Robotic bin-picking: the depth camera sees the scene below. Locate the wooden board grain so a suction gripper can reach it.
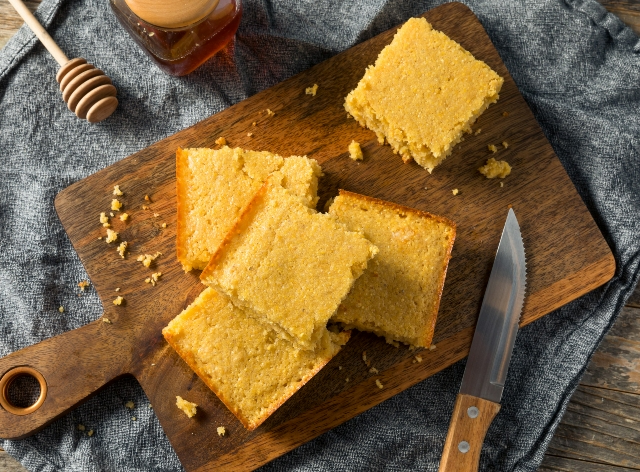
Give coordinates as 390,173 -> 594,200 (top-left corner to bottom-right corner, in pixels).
0,3 -> 615,471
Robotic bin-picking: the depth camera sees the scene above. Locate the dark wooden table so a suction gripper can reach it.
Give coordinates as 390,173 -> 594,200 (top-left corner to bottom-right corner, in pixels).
0,1 -> 638,471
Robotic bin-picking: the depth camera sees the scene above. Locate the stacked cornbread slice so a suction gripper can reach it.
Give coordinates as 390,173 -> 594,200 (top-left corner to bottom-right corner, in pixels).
345,17 -> 503,172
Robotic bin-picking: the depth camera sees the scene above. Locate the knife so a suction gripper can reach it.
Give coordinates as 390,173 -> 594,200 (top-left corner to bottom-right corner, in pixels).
438,208 -> 526,472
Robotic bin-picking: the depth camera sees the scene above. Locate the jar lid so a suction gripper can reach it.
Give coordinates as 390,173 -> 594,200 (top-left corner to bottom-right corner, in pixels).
125,0 -> 221,28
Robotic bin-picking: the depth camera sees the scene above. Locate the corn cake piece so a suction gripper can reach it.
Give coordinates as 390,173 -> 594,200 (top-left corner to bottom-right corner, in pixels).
329,191 -> 456,347
162,288 -> 349,430
200,178 -> 378,351
176,147 -> 323,272
344,17 -> 503,173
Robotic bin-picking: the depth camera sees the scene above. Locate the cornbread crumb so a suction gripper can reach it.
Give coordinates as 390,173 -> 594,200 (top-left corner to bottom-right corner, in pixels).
500,182 -> 504,188
415,355 -> 423,363
348,141 -> 363,161
478,158 -> 511,179
138,252 -> 161,268
388,340 -> 400,348
113,185 -> 123,196
117,241 -> 128,258
113,296 -> 123,306
215,137 -> 226,146
100,212 -> 110,227
110,212 -> 114,217
153,213 -> 160,217
106,229 -> 118,243
142,205 -> 149,210
362,351 -> 371,367
474,128 -> 482,136
345,378 -> 350,382
146,272 -> 162,286
58,306 -> 64,313
252,121 -> 257,126
429,344 -> 437,351
502,141 -> 509,149
102,317 -> 112,324
247,132 -> 253,137
111,199 -> 122,211
266,108 -> 275,116
77,424 -> 85,431
376,379 -> 384,389
125,401 -> 135,409
87,430 -> 94,437
488,144 -> 498,153
98,237 -> 102,240
120,213 -> 129,221
344,17 -> 503,172
369,367 -> 379,374
329,191 -> 455,348
132,417 -> 137,421
200,179 -> 378,350
115,287 -> 120,292
502,111 -> 509,117
305,84 -> 318,96
78,280 -> 90,291
339,366 -> 343,370
162,223 -> 167,228
217,426 -> 226,437
176,396 -> 197,418
144,195 -> 150,202
176,147 -> 323,272
163,289 -> 348,430
452,189 -> 459,196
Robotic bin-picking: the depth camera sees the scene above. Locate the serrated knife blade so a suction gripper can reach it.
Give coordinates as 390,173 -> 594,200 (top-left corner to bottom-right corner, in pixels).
439,208 -> 526,472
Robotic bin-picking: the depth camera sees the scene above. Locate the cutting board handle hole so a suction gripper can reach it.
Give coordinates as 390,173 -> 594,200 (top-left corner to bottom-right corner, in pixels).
0,366 -> 47,415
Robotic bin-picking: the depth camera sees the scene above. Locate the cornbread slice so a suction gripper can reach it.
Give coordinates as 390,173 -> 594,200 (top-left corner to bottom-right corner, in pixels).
162,288 -> 349,430
344,17 -> 503,173
176,147 -> 323,272
200,178 -> 378,351
329,191 -> 456,347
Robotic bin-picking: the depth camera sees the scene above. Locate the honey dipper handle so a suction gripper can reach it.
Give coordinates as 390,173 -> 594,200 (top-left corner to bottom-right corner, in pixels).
7,0 -> 69,65
0,320 -> 130,439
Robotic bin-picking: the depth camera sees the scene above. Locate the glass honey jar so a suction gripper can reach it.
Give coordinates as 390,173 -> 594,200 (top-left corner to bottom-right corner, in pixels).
110,0 -> 242,76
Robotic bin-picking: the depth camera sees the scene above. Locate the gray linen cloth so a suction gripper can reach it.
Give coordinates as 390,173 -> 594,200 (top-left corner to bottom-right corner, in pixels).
1,0 -> 639,470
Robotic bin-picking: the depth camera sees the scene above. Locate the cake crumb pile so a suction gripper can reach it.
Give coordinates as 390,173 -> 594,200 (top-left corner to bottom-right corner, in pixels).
344,17 -> 503,173
478,158 -> 511,178
329,191 -> 455,347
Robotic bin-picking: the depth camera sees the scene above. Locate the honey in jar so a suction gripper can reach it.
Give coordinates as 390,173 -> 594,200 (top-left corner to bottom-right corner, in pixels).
110,0 -> 242,76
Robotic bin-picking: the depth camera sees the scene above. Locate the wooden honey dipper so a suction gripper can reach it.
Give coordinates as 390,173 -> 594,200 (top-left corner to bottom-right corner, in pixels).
8,0 -> 118,123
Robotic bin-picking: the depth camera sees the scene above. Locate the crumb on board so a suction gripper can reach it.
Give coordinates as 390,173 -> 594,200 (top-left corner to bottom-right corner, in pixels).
376,379 -> 384,389
502,141 -> 509,149
338,366 -> 343,370
138,252 -> 162,268
266,108 -> 274,116
252,121 -> 257,126
247,132 -> 253,137
345,377 -> 350,382
153,213 -> 160,217
474,128 -> 482,136
362,351 -> 371,367
452,189 -> 459,196
125,401 -> 134,409
113,296 -> 124,306
414,355 -> 423,363
100,212 -> 110,227
488,144 -> 498,153
305,84 -> 318,96
111,199 -> 122,211
429,344 -> 437,351
117,241 -> 128,258
145,272 -> 162,286
162,223 -> 167,228
78,280 -> 90,291
478,158 -> 512,179
349,140 -> 363,161
500,182 -> 504,188
102,317 -> 112,324
106,229 -> 118,243
98,237 -> 102,240
176,396 -> 197,418
215,137 -> 226,146
113,185 -> 123,196
115,287 -> 120,292
144,195 -> 150,202
142,205 -> 149,210
217,426 -> 226,437
58,306 -> 64,313
502,111 -> 509,117
369,367 -> 379,374
77,424 -> 85,431
120,213 -> 129,222
110,212 -> 114,217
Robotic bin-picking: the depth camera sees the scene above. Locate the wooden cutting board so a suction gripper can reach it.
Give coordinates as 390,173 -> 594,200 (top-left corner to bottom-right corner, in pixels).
0,3 -> 615,470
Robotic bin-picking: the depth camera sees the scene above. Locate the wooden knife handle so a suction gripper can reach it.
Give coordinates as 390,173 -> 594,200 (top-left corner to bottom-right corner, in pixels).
0,321 -> 131,439
438,393 -> 501,472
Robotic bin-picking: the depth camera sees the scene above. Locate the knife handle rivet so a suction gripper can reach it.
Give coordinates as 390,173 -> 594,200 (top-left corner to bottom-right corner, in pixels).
458,441 -> 470,454
467,406 -> 479,419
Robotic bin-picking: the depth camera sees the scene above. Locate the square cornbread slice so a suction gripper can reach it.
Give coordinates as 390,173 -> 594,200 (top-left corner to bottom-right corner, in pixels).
200,177 -> 378,351
176,147 -> 323,272
329,191 -> 456,347
344,17 -> 503,173
162,288 -> 349,431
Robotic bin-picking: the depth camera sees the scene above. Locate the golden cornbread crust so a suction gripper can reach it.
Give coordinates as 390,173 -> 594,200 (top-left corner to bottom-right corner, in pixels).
162,288 -> 349,431
344,17 -> 504,172
329,191 -> 456,347
176,147 -> 322,272
201,178 -> 378,351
